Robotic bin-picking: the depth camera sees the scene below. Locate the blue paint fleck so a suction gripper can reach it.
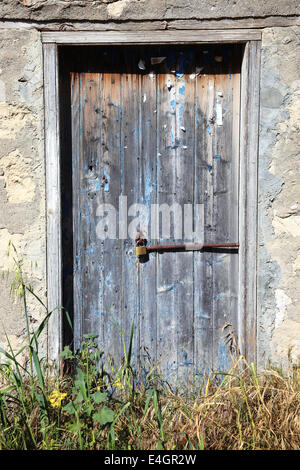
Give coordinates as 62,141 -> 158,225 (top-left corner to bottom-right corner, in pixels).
171,130 -> 175,146
179,85 -> 185,95
178,105 -> 183,122
104,167 -> 110,192
213,155 -> 221,161
170,99 -> 175,110
207,125 -> 212,135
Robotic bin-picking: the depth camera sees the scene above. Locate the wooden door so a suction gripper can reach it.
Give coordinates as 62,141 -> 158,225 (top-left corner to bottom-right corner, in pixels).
71,45 -> 241,382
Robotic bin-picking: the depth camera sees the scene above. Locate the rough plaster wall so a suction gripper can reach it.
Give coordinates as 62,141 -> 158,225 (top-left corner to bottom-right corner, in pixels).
0,30 -> 46,360
258,26 -> 300,367
0,0 -> 299,22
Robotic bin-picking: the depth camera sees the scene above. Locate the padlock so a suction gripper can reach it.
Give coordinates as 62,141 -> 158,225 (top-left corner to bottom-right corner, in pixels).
136,246 -> 147,256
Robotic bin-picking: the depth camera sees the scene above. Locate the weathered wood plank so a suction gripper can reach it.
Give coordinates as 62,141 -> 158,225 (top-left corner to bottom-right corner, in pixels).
138,67 -> 158,368
71,72 -> 82,351
230,56 -> 241,359
174,66 -> 195,385
44,43 -> 62,363
212,69 -> 234,371
239,41 -> 261,363
100,71 -> 123,365
193,70 -> 214,376
81,74 -> 101,339
156,68 -> 178,382
42,29 -> 262,45
120,58 -> 140,367
82,74 -> 105,345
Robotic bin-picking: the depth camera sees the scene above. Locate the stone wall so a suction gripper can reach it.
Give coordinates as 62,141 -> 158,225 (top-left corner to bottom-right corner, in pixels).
0,1 -> 299,368
0,30 -> 46,357
258,26 -> 300,367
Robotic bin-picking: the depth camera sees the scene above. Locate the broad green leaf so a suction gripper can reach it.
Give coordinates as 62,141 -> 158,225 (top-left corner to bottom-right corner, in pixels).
63,402 -> 76,415
75,368 -> 87,401
60,346 -> 74,360
91,391 -> 107,404
74,391 -> 84,404
85,403 -> 94,417
83,334 -> 99,341
93,406 -> 114,425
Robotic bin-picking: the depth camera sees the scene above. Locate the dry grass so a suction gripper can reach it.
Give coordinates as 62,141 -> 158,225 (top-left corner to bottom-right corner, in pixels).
110,357 -> 300,450
1,354 -> 300,450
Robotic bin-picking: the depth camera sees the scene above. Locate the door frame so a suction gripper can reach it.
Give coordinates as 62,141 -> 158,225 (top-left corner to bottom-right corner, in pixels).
42,30 -> 261,364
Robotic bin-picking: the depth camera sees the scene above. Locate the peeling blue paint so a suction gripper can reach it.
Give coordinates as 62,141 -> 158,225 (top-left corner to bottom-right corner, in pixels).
157,284 -> 175,294
178,105 -> 183,122
179,350 -> 193,367
103,167 -> 110,192
171,130 -> 175,146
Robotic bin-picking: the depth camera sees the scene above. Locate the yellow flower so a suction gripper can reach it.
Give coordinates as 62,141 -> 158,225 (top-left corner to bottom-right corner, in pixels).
48,390 -> 67,408
113,377 -> 124,390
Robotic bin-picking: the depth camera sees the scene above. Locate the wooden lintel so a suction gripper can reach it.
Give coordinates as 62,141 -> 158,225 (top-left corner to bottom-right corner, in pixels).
42,29 -> 261,45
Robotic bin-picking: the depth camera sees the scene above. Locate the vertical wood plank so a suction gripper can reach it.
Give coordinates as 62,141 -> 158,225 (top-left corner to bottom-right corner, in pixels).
120,61 -> 140,367
80,74 -> 104,345
194,70 -> 215,374
239,41 -> 261,363
212,64 -> 238,371
44,43 -> 62,363
101,71 -> 123,365
156,68 -> 178,382
139,68 -> 158,368
230,56 -> 241,358
175,66 -> 195,385
71,72 -> 82,351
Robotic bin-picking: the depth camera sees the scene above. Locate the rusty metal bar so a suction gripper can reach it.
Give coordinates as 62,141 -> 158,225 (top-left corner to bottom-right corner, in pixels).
136,242 -> 239,256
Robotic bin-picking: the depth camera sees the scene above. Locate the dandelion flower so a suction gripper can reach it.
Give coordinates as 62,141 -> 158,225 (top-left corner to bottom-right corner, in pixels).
49,390 -> 67,408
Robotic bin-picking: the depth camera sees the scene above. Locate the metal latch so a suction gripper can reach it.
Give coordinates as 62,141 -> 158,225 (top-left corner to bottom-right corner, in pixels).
135,238 -> 239,257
